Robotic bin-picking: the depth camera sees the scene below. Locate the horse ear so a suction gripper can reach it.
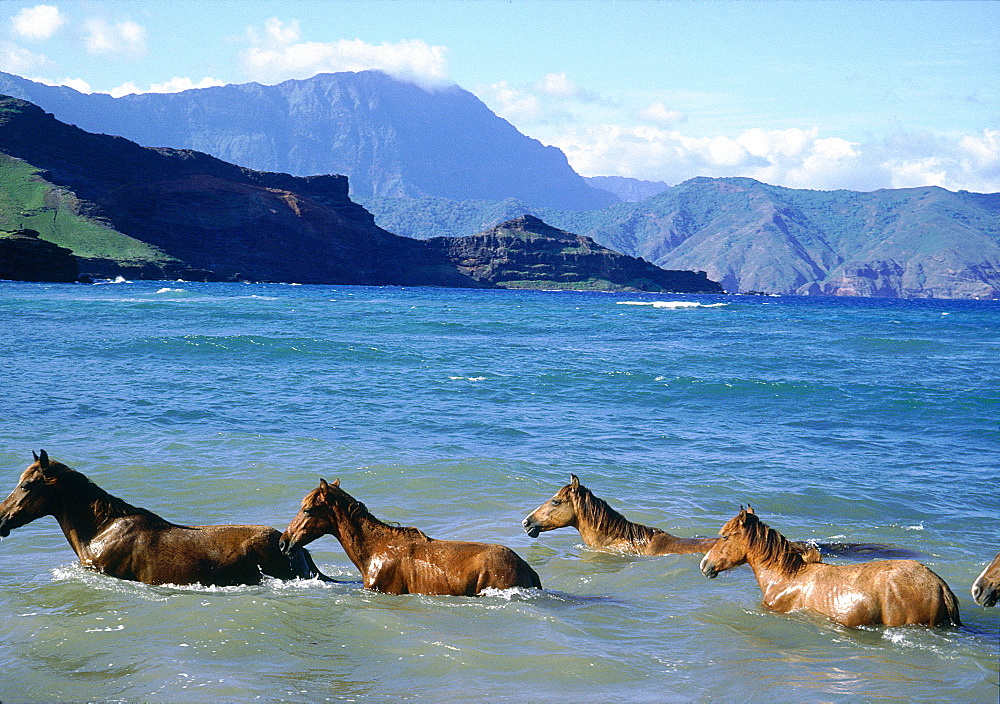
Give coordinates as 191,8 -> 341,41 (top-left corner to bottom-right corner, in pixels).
32,450 -> 39,462
332,478 -> 340,488
570,474 -> 580,490
38,450 -> 49,470
746,505 -> 755,515
319,478 -> 329,489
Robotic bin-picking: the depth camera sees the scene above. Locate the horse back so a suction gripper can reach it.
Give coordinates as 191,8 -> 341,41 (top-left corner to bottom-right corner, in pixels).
86,519 -> 296,586
366,539 -> 540,595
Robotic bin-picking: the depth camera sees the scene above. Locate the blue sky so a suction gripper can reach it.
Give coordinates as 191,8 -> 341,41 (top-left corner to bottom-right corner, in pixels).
2,1 -> 997,192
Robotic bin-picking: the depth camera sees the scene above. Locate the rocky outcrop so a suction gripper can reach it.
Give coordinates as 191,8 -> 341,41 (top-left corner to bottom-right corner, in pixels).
426,215 -> 723,292
0,228 -> 78,282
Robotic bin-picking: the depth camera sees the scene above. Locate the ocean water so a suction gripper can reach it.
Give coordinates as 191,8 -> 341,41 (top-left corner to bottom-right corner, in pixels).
0,280 -> 997,703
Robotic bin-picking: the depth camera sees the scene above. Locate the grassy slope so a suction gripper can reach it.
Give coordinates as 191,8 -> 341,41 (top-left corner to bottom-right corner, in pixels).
0,154 -> 176,264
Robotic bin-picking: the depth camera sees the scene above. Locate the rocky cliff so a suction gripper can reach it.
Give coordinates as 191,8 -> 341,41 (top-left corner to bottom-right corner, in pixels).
0,228 -> 78,282
0,70 -> 616,211
426,215 -> 722,292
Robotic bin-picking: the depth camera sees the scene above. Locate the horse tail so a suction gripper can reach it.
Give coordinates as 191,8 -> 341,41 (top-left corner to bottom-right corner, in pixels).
940,581 -> 962,627
290,546 -> 337,583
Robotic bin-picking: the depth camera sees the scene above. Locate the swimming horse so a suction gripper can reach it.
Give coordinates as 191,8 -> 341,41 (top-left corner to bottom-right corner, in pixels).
971,549 -> 1000,607
0,451 -> 328,586
523,474 -> 822,561
700,507 -> 961,628
280,478 -> 542,596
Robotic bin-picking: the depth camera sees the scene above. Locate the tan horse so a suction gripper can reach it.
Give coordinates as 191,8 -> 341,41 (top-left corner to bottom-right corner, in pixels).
0,451 -> 327,587
971,550 -> 1000,607
700,507 -> 961,628
280,478 -> 542,596
523,475 -> 822,561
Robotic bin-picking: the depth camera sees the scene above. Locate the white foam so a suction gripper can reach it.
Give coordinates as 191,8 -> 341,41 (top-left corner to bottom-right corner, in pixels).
617,301 -> 728,309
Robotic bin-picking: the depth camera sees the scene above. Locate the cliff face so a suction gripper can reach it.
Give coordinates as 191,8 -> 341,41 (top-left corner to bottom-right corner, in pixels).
0,228 -> 78,282
0,96 -> 478,286
427,215 -> 722,292
0,71 -> 616,211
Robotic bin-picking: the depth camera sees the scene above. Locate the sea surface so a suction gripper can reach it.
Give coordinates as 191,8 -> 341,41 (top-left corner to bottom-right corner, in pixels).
0,280 -> 997,703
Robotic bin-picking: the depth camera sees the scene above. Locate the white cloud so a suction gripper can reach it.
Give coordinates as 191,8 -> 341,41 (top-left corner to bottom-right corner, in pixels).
240,18 -> 450,87
535,72 -> 579,99
34,75 -> 92,93
108,76 -> 226,98
11,4 -> 66,40
0,41 -> 54,74
83,17 -> 146,56
640,101 -> 686,125
546,125 -> 1000,193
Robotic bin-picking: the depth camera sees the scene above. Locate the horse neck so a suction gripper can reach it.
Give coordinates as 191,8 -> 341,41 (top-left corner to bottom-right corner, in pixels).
52,479 -> 153,556
573,492 -> 659,548
328,502 -> 415,573
741,523 -> 808,589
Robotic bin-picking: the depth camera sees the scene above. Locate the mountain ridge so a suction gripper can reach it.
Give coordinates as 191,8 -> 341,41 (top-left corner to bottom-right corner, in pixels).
0,70 -> 616,211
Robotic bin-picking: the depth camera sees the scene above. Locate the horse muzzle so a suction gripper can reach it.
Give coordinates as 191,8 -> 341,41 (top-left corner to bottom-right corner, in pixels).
278,534 -> 294,555
0,517 -> 10,538
699,556 -> 719,579
972,583 -> 998,607
521,517 -> 541,539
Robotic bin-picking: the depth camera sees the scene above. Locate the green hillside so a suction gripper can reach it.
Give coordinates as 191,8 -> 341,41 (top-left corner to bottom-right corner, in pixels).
0,153 -> 177,266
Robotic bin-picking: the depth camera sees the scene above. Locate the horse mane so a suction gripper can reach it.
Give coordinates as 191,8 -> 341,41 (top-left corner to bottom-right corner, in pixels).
573,484 -> 663,546
325,487 -> 429,542
46,462 -> 168,526
739,511 -> 808,575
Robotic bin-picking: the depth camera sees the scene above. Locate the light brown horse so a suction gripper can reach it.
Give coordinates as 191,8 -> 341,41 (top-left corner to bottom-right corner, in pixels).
700,507 -> 961,628
280,478 -> 542,596
0,451 -> 328,587
522,475 -> 822,560
971,550 -> 1000,607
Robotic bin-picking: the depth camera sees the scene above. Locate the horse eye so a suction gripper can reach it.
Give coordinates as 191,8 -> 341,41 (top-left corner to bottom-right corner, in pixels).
303,507 -> 316,516
550,499 -> 562,506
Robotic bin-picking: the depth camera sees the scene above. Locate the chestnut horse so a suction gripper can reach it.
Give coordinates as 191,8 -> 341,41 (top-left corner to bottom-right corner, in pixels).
971,550 -> 1000,607
280,478 -> 542,596
700,507 -> 961,628
522,475 -> 821,561
0,451 -> 328,587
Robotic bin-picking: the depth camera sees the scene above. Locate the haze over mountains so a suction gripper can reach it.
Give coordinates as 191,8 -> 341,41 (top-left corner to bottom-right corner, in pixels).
0,69 -> 997,299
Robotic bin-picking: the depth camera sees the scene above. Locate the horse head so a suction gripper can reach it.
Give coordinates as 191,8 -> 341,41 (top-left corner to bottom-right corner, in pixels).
279,477 -> 343,554
0,450 -> 61,538
522,474 -> 583,538
699,506 -> 756,578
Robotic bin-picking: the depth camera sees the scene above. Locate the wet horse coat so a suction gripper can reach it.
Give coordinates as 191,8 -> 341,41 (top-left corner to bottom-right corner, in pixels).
281,478 -> 542,595
0,451 -> 325,586
700,507 -> 961,628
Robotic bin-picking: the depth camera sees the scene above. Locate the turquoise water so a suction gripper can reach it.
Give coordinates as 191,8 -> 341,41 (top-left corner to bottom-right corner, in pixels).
0,281 -> 997,702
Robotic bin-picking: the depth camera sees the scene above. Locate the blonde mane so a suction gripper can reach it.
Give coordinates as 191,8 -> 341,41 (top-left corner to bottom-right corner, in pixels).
320,485 -> 429,541
737,511 -> 808,575
573,485 -> 662,547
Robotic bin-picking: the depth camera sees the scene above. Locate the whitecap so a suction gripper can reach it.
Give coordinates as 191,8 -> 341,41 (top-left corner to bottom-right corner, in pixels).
616,301 -> 728,309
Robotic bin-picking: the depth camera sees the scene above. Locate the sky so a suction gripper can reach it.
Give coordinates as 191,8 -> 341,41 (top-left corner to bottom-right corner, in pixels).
2,0 -> 998,193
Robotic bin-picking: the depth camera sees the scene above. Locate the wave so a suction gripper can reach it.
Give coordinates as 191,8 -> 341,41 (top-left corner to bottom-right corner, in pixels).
616,301 -> 728,309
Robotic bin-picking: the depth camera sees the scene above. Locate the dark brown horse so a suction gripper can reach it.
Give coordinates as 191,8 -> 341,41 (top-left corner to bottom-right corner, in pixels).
0,451 -> 327,587
700,507 -> 961,628
971,550 -> 1000,607
280,478 -> 542,596
522,475 -> 822,561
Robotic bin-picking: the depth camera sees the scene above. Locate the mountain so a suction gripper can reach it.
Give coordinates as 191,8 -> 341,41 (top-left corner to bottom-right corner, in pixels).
425,215 -> 722,292
0,70 -> 616,211
361,178 -> 1000,299
586,176 -> 670,202
0,96 -> 711,292
0,95 -> 479,285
